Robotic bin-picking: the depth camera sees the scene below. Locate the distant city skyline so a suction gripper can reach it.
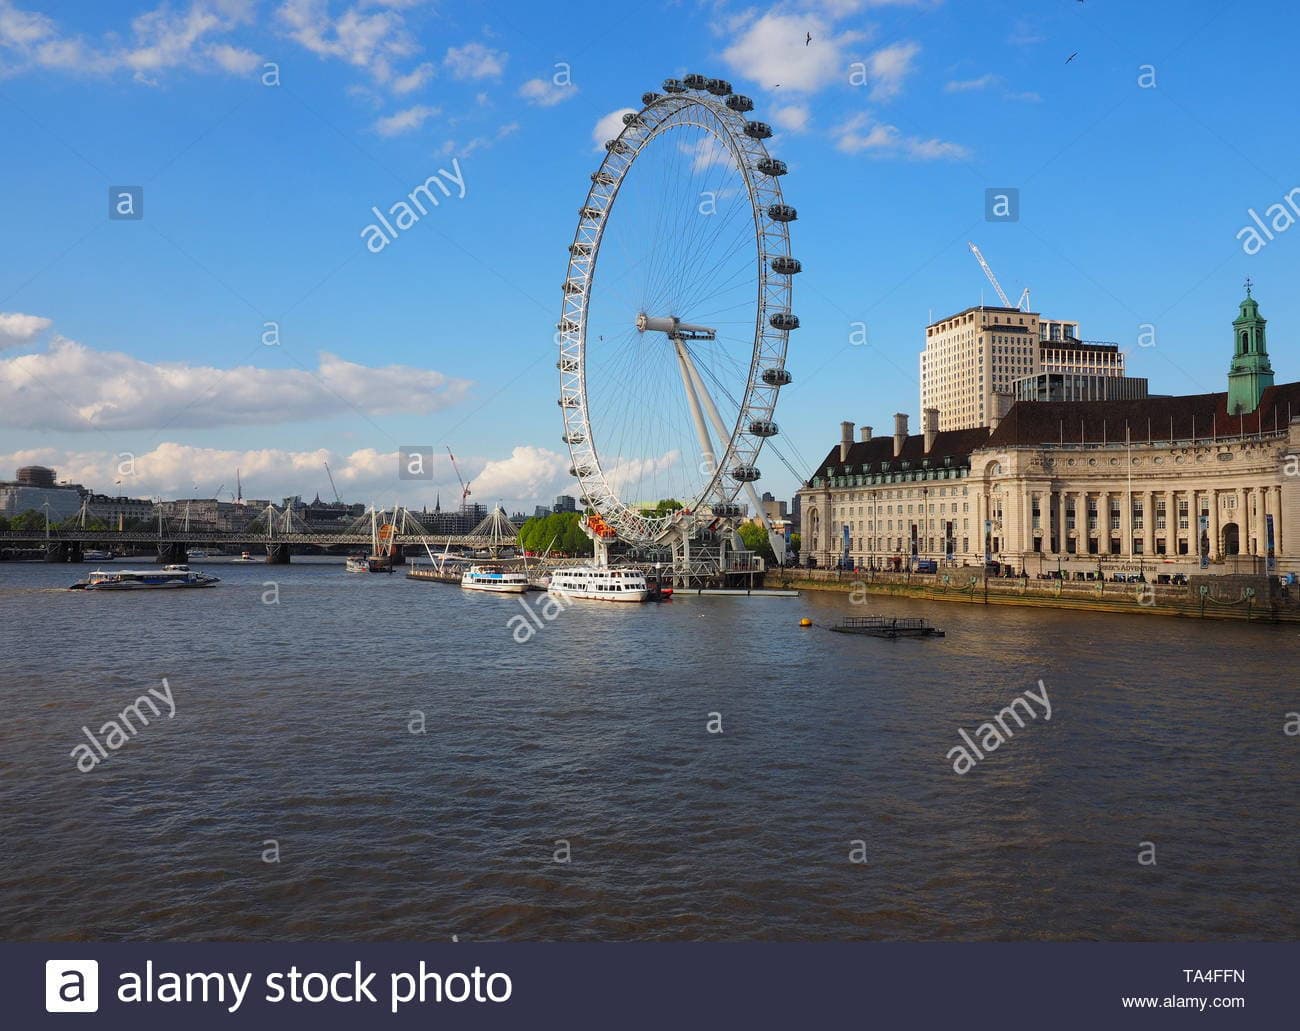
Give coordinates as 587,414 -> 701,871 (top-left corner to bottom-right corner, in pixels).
2,0 -> 1297,512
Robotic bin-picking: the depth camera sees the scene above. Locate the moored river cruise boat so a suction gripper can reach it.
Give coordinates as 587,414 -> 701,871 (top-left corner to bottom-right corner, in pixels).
548,566 -> 649,603
461,564 -> 529,593
70,565 -> 220,591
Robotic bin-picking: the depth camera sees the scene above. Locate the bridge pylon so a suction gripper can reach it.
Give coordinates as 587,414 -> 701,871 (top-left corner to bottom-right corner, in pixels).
157,542 -> 188,565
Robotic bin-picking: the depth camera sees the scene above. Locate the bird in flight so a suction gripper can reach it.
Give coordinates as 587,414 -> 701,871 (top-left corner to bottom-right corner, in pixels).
1066,52 -> 1078,63
805,32 -> 812,46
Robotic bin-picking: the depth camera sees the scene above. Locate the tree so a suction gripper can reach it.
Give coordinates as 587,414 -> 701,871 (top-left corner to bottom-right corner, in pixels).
789,532 -> 801,557
517,511 -> 592,556
13,510 -> 47,531
737,520 -> 775,562
640,498 -> 683,517
562,513 -> 593,555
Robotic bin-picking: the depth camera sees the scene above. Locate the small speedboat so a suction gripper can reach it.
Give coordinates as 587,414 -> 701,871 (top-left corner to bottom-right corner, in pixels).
231,551 -> 259,563
83,549 -> 114,561
71,564 -> 220,591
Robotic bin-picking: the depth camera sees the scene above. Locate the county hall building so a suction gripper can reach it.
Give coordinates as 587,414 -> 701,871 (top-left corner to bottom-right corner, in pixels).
797,287 -> 1300,577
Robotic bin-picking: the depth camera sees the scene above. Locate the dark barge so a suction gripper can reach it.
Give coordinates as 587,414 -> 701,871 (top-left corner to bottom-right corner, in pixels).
829,616 -> 945,639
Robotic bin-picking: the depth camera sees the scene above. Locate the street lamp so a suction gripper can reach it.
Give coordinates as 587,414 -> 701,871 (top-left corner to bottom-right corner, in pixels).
921,485 -> 929,565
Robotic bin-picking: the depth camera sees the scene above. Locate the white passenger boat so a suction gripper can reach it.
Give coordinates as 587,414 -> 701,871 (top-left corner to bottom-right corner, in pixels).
83,549 -> 114,561
548,566 -> 649,602
461,563 -> 529,593
71,564 -> 220,591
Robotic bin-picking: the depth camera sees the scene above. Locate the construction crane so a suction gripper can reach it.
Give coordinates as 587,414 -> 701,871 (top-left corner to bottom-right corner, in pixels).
446,446 -> 471,514
968,242 -> 1030,311
324,462 -> 341,503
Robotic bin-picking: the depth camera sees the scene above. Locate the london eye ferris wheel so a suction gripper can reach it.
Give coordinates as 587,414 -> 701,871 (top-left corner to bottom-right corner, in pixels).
557,74 -> 798,564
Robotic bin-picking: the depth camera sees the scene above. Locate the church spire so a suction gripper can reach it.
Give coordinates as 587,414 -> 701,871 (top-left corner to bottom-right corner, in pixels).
1227,279 -> 1274,415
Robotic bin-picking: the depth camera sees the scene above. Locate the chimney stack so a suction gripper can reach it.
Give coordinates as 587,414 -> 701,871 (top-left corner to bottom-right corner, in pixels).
860,425 -> 873,443
923,407 -> 939,453
839,421 -> 854,463
893,413 -> 908,458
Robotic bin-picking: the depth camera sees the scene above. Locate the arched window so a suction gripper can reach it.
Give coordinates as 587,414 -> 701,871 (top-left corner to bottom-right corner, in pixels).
1241,330 -> 1250,351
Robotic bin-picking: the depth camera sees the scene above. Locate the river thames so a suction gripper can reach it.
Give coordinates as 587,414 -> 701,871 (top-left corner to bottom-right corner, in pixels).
1,558 -> 1297,941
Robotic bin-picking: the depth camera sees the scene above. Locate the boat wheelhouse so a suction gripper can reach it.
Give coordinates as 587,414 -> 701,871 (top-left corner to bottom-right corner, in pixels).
548,566 -> 649,603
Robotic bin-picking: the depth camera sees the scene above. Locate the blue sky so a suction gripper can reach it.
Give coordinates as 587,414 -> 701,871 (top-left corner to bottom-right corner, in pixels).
1,0 -> 1298,511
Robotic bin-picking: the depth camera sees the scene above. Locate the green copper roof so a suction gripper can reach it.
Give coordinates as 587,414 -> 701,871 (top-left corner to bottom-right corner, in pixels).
1227,280 -> 1274,414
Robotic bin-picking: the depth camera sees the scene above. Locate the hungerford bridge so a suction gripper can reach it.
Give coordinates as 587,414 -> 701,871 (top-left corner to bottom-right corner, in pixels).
0,505 -> 516,564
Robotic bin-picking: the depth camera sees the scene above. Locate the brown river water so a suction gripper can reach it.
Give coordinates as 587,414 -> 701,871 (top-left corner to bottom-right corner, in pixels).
1,558 -> 1297,940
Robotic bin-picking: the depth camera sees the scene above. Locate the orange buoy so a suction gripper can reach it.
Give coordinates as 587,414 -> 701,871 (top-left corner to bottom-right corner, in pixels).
799,618 -> 812,627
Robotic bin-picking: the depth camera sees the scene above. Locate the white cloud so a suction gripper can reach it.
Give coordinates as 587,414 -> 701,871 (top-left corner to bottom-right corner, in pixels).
276,0 -> 424,89
373,103 -> 439,136
945,73 -> 999,93
591,107 -> 636,151
443,41 -> 506,80
439,121 -> 519,158
0,442 -> 566,511
0,337 -> 472,431
469,445 -> 570,502
391,60 -> 433,94
771,103 -> 811,132
863,40 -> 919,101
518,76 -> 578,107
677,136 -> 733,172
0,311 -> 52,348
944,73 -> 1040,103
599,451 -> 681,497
834,112 -> 969,160
819,0 -> 938,11
0,0 -> 261,82
721,11 -> 866,93
207,42 -> 261,74
0,1 -> 54,48
1008,19 -> 1045,46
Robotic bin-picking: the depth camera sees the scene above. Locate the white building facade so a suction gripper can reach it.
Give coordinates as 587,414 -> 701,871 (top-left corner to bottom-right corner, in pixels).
803,291 -> 1300,577
921,306 -> 1131,432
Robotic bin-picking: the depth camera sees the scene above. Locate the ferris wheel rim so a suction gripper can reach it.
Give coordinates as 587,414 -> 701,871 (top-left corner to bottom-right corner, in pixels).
557,82 -> 795,547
